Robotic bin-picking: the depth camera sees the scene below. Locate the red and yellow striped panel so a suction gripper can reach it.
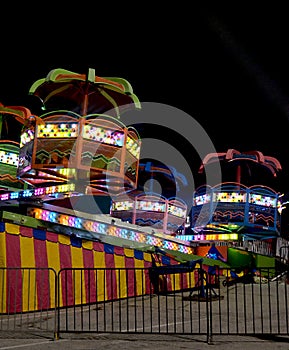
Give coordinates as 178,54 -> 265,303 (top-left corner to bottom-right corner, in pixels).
0,222 -> 194,313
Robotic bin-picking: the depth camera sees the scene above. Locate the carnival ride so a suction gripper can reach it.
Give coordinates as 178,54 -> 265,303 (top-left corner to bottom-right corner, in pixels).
0,68 -> 192,256
1,67 -> 288,316
0,69 -> 286,267
178,149 -> 283,244
0,104 -> 31,193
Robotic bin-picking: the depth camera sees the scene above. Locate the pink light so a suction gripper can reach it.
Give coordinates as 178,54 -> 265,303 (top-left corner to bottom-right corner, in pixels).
34,188 -> 45,196
0,193 -> 9,200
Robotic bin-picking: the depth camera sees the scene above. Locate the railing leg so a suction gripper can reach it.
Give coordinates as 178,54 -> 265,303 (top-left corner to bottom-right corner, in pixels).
206,272 -> 214,345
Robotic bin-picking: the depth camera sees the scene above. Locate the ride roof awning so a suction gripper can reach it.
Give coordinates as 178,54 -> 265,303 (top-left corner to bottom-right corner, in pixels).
29,68 -> 141,118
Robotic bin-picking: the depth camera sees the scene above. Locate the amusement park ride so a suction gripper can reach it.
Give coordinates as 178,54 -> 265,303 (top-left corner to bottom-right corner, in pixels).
181,149 -> 283,243
0,68 -> 192,255
0,67 -> 286,259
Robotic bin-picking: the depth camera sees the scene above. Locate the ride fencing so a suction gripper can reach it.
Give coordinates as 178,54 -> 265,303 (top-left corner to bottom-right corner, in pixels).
0,265 -> 288,343
0,267 -> 57,337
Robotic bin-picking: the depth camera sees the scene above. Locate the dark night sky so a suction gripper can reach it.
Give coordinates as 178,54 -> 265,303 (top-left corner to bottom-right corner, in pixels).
1,4 -> 289,196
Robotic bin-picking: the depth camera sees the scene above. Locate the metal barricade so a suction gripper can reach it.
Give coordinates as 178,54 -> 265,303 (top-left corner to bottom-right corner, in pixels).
1,265 -> 288,343
0,267 -> 57,338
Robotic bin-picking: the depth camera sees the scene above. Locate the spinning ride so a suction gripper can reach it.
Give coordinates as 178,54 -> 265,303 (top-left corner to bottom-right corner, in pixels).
0,104 -> 31,193
17,68 -> 142,197
0,68 -> 190,249
188,149 -> 282,242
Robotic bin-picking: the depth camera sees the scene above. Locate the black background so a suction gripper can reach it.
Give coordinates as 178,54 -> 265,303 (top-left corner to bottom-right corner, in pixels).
1,4 -> 289,210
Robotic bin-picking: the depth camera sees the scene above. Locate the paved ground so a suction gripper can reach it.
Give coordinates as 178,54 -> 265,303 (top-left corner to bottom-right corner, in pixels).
1,278 -> 289,349
0,333 -> 289,349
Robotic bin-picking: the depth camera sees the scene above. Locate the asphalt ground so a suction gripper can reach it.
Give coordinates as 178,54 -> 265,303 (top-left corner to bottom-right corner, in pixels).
0,333 -> 289,349
1,277 -> 289,349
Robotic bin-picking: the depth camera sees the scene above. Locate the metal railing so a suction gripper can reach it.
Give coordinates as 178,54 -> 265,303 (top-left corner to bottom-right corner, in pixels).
0,266 -> 288,343
0,267 -> 57,337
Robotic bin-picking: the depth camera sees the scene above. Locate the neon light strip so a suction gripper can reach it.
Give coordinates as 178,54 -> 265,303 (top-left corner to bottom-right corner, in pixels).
194,194 -> 211,206
83,125 -> 124,146
111,201 -> 134,211
176,233 -> 239,241
37,123 -> 78,138
126,136 -> 140,158
0,151 -> 19,166
0,183 -> 76,201
111,201 -> 187,218
214,192 -> 246,203
168,204 -> 186,218
195,191 -> 278,207
27,207 -> 193,254
249,194 -> 277,207
136,200 -> 166,212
